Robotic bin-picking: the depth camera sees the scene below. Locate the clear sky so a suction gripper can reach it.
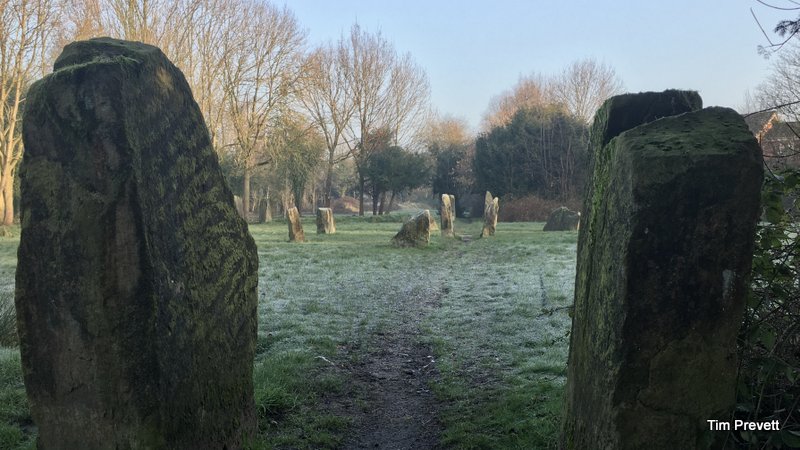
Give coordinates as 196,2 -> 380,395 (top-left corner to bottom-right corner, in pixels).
285,0 -> 791,132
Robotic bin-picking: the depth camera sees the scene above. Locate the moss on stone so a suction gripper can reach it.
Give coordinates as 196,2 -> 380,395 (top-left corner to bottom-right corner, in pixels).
391,210 -> 432,247
561,96 -> 763,449
18,38 -> 258,449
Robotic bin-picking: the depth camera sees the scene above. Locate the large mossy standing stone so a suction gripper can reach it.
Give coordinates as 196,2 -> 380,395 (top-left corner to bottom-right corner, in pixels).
561,96 -> 763,449
441,194 -> 455,237
480,191 -> 499,237
316,207 -> 335,234
391,210 -> 432,247
287,206 -> 305,242
542,206 -> 580,231
17,38 -> 258,449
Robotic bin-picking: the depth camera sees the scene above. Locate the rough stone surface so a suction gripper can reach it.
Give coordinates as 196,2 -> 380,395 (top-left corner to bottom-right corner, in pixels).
316,207 -> 336,234
287,206 -> 305,242
480,191 -> 499,237
589,89 -> 702,154
543,206 -> 580,231
440,194 -> 455,237
258,198 -> 271,223
561,98 -> 763,449
17,38 -> 258,449
391,210 -> 432,247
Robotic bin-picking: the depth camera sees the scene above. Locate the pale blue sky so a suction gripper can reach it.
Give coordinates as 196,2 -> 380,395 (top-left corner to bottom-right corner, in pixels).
286,0 -> 791,131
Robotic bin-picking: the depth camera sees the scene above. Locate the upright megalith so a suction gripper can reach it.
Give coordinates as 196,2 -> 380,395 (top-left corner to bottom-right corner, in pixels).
480,191 -> 499,237
543,206 -> 580,231
391,210 -> 432,247
316,207 -> 336,234
287,206 -> 305,242
441,194 -> 456,237
561,93 -> 763,449
17,38 -> 258,449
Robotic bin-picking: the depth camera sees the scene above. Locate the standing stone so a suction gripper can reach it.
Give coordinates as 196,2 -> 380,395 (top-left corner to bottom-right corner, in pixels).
258,198 -> 271,223
480,191 -> 499,237
316,207 -> 336,234
561,93 -> 763,449
542,206 -> 580,231
287,206 -> 305,242
17,38 -> 258,449
391,210 -> 432,247
441,194 -> 456,237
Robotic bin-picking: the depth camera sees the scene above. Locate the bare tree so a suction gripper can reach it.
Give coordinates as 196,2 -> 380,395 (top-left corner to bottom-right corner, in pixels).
221,1 -> 306,217
481,74 -> 552,131
341,24 -> 430,215
385,52 -> 430,147
0,0 -> 57,225
551,58 -> 623,124
755,42 -> 800,119
298,42 -> 355,207
424,113 -> 472,149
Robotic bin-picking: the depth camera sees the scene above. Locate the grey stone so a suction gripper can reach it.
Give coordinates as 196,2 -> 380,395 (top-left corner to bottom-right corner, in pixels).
561,96 -> 763,449
441,194 -> 455,237
391,210 -> 432,247
287,207 -> 305,242
480,191 -> 499,237
17,38 -> 258,449
316,207 -> 336,234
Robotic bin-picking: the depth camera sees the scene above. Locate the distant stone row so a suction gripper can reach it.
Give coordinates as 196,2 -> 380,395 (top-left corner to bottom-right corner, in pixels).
282,191 -> 580,247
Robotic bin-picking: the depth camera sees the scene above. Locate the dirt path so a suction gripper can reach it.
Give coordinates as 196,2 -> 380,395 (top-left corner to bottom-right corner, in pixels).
331,281 -> 445,449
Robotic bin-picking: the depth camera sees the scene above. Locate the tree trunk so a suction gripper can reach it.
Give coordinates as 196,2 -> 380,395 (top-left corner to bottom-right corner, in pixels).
324,154 -> 333,207
387,191 -> 396,215
358,173 -> 365,216
242,166 -> 250,220
372,185 -> 379,216
378,191 -> 387,215
2,173 -> 14,225
294,187 -> 303,215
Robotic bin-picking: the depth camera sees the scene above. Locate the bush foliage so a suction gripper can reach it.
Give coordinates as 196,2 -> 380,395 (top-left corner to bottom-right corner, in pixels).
734,168 -> 800,448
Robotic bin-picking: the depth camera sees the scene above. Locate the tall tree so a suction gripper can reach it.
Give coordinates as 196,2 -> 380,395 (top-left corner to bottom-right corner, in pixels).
481,74 -> 552,131
221,1 -> 305,217
474,106 -> 588,200
298,42 -> 355,207
273,113 -> 324,214
551,58 -> 623,124
0,0 -> 57,225
341,24 -> 429,215
364,145 -> 430,215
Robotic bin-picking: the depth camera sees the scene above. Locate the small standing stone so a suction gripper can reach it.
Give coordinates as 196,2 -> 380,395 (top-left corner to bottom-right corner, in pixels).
287,207 -> 305,242
480,191 -> 499,237
441,194 -> 456,237
391,210 -> 432,247
316,207 -> 336,234
543,206 -> 580,231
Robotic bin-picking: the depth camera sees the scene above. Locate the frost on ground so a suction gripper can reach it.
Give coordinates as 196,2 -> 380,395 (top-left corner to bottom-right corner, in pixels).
256,219 -> 577,448
0,219 -> 578,449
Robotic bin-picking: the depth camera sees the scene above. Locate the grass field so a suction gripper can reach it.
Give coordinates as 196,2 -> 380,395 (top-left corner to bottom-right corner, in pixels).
0,214 -> 578,449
